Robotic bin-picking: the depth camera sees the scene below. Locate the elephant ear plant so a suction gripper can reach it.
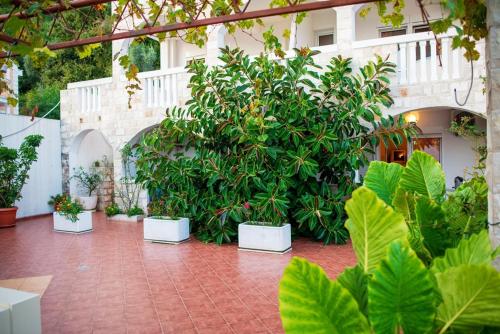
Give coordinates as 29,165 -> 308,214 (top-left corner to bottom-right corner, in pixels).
135,47 -> 414,245
279,152 -> 499,334
0,134 -> 43,208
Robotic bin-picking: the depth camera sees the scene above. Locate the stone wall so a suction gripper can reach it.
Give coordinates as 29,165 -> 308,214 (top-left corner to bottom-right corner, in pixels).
95,166 -> 114,211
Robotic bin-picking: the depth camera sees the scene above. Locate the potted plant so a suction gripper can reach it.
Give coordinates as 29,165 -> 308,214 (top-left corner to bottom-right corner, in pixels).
71,166 -> 102,210
143,196 -> 190,244
53,196 -> 92,233
0,135 -> 43,228
238,182 -> 292,254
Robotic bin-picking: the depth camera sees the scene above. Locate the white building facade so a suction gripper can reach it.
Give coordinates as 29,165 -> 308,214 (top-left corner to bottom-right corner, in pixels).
59,1 -> 487,210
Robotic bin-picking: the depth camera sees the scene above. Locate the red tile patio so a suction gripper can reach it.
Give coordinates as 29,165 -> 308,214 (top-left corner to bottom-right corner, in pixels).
0,213 -> 356,334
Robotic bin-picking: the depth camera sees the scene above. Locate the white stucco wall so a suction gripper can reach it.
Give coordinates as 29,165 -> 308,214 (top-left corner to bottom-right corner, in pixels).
0,115 -> 62,218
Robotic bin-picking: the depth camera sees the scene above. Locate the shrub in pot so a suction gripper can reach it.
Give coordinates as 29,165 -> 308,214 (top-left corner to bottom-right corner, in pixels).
135,48 -> 413,245
71,166 -> 102,210
278,152 -> 499,333
139,156 -> 196,244
0,134 -> 43,227
53,196 -> 92,233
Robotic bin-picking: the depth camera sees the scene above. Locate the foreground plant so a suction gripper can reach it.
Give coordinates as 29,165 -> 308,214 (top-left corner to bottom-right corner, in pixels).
136,47 -> 412,245
279,152 -> 499,333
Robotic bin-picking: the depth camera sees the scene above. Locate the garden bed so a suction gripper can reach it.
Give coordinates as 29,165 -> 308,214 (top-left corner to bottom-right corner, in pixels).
107,214 -> 143,222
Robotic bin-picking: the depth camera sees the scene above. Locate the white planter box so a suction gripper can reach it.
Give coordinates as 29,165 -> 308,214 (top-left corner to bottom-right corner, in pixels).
144,217 -> 189,244
108,214 -> 143,222
78,196 -> 97,211
53,211 -> 92,233
238,223 -> 291,254
0,287 -> 41,334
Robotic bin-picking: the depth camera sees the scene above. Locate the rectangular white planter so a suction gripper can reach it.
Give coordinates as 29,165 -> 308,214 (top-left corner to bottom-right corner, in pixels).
238,223 -> 291,254
144,217 -> 190,244
53,211 -> 92,233
108,214 -> 143,222
0,287 -> 41,334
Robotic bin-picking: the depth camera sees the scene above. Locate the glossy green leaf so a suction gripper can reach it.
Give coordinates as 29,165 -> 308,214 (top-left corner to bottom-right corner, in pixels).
345,187 -> 407,274
400,151 -> 445,201
279,257 -> 370,334
435,265 -> 500,332
369,240 -> 436,334
431,230 -> 493,274
363,161 -> 403,205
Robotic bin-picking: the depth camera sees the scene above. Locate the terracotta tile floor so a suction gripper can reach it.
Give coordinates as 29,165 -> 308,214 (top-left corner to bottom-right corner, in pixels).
0,213 -> 356,334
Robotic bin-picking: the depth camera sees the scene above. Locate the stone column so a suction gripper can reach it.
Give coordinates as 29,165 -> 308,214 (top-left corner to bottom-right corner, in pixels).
335,5 -> 356,54
486,0 -> 500,264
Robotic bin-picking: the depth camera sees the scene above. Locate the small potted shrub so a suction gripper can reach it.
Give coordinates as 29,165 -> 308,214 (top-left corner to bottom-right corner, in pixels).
143,197 -> 190,244
71,166 -> 102,211
48,193 -> 69,211
53,197 -> 92,233
0,135 -> 43,228
105,202 -> 121,217
238,184 -> 291,253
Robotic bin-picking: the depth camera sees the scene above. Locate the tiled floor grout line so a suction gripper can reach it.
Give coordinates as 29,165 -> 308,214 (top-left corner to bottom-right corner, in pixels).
199,253 -> 274,333
178,256 -> 238,334
161,254 -> 200,333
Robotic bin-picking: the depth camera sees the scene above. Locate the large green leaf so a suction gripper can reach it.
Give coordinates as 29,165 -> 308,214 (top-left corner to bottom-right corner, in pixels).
279,257 -> 370,334
400,151 -> 445,201
369,240 -> 437,334
363,161 -> 403,205
392,187 -> 415,222
431,230 -> 493,274
337,265 -> 368,316
435,264 -> 500,332
345,187 -> 407,274
415,196 -> 449,258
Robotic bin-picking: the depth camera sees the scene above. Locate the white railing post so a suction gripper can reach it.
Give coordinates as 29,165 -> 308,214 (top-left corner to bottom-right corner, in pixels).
452,47 -> 460,79
441,37 -> 450,80
80,87 -> 85,113
160,76 -> 165,107
172,73 -> 178,106
165,74 -> 171,106
419,41 -> 427,82
87,87 -> 92,113
147,78 -> 152,107
399,43 -> 408,84
97,86 -> 101,112
409,42 -> 417,84
430,39 -> 437,81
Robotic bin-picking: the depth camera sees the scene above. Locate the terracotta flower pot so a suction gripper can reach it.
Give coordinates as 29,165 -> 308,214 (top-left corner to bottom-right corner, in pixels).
0,207 -> 18,228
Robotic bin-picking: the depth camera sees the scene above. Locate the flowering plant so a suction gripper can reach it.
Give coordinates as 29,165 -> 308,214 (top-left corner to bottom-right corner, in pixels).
55,197 -> 83,223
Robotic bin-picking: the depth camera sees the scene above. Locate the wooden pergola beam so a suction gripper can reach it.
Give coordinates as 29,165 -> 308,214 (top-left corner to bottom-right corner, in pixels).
45,0 -> 374,50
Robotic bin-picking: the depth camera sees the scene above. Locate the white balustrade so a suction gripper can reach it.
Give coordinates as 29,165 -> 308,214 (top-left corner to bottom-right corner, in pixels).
68,77 -> 112,114
139,67 -> 185,108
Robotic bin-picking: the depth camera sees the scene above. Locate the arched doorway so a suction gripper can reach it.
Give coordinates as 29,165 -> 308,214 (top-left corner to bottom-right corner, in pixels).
378,107 -> 486,189
69,129 -> 114,210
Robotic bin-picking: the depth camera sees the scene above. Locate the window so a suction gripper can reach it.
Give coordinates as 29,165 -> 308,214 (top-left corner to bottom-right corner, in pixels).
379,27 -> 407,38
316,30 -> 334,46
412,137 -> 442,162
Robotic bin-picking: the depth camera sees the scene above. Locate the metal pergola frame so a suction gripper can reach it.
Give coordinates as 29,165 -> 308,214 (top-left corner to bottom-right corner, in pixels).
0,0 -> 376,57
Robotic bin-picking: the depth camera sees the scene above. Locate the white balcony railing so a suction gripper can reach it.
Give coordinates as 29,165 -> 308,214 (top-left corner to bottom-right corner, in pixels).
353,31 -> 483,86
138,66 -> 187,108
67,77 -> 112,113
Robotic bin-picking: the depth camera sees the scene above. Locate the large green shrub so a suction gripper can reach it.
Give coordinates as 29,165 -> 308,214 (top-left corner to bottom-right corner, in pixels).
0,135 -> 43,208
278,152 -> 498,333
135,47 -> 412,244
